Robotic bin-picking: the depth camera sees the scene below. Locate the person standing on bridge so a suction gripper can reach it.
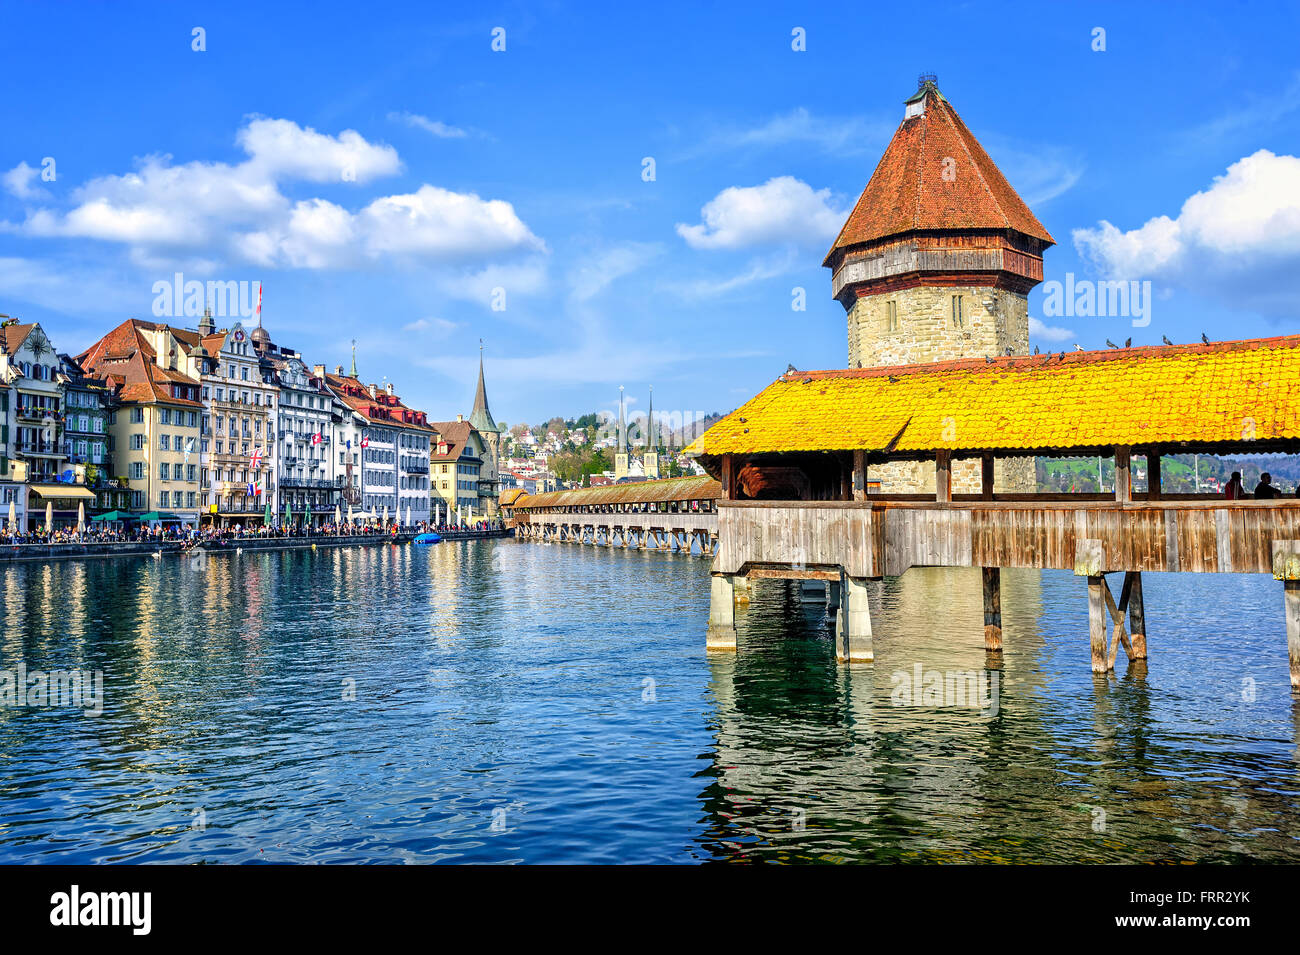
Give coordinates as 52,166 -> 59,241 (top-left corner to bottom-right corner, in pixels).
1225,472 -> 1245,499
1254,473 -> 1281,499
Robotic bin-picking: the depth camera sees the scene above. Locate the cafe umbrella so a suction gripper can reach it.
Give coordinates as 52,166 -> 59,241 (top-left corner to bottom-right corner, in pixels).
77,501 -> 86,533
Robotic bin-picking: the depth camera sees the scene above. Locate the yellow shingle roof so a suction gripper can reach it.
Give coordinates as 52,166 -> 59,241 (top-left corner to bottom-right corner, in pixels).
686,336 -> 1300,456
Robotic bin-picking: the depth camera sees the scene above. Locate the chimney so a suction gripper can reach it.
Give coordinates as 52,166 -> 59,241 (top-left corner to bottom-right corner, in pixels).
313,364 -> 326,378
335,364 -> 344,375
386,382 -> 394,396
369,383 -> 377,398
457,414 -> 463,423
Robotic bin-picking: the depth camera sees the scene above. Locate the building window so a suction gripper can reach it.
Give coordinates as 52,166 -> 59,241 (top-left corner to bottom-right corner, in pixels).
951,294 -> 964,328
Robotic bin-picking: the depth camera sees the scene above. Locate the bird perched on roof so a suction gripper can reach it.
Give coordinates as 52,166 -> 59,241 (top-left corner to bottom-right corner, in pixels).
984,355 -> 994,364
1059,352 -> 1066,361
1004,347 -> 1013,356
786,363 -> 797,375
1201,333 -> 1210,344
1106,339 -> 1119,349
1125,337 -> 1132,348
887,375 -> 899,383
1033,345 -> 1040,355
1162,335 -> 1174,346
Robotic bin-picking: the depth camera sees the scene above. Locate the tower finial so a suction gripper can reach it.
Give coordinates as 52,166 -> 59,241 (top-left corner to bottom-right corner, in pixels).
350,339 -> 357,377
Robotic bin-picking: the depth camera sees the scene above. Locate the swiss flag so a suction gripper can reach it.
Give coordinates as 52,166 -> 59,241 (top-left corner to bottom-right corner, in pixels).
361,435 -> 370,449
312,431 -> 323,445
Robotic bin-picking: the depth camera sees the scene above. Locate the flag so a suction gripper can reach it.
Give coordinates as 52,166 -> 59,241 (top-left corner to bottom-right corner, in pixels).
254,282 -> 263,326
312,431 -> 322,446
183,437 -> 195,463
250,446 -> 263,470
247,479 -> 263,497
360,435 -> 369,449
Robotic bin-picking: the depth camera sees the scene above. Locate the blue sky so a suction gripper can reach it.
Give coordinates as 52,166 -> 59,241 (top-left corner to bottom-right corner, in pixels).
2,0 -> 1298,428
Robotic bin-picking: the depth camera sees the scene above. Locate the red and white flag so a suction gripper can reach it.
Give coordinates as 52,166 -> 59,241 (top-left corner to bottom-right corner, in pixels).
250,446 -> 263,470
254,283 -> 263,326
360,435 -> 369,449
312,430 -> 323,446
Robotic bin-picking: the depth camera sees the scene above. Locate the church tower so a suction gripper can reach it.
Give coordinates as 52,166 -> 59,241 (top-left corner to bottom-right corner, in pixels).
824,76 -> 1054,492
469,345 -> 504,514
613,386 -> 629,480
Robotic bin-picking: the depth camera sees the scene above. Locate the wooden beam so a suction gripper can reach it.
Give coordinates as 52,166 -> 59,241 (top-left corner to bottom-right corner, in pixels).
1126,571 -> 1147,660
1088,575 -> 1109,672
982,566 -> 1002,651
721,454 -> 736,500
981,452 -> 994,501
1115,445 -> 1132,503
935,449 -> 952,503
853,449 -> 867,502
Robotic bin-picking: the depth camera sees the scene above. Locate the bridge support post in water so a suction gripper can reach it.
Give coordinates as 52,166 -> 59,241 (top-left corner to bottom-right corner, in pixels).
1276,541 -> 1300,687
706,574 -> 738,651
826,580 -> 840,623
734,576 -> 752,605
982,567 -> 1002,652
1087,576 -> 1110,672
836,574 -> 874,664
1121,571 -> 1147,660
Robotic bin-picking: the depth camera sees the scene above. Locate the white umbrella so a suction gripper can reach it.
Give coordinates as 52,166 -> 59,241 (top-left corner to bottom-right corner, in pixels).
381,504 -> 388,528
334,504 -> 342,527
78,501 -> 86,533
405,504 -> 411,527
7,499 -> 14,530
45,501 -> 52,532
347,502 -> 354,526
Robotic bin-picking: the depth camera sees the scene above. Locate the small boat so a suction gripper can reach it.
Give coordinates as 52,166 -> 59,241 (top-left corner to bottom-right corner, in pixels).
413,533 -> 442,545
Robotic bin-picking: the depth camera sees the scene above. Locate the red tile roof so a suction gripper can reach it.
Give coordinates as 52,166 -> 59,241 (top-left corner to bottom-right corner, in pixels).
325,373 -> 434,431
76,319 -> 203,407
825,84 -> 1054,266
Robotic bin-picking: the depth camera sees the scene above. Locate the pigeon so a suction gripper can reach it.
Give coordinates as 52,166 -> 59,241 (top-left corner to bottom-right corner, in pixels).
887,375 -> 899,383
786,363 -> 797,375
1201,333 -> 1210,345
984,355 -> 994,364
1059,352 -> 1066,361
1124,337 -> 1131,348
1162,335 -> 1174,346
1106,339 -> 1119,349
1075,344 -> 1084,352
1033,345 -> 1040,355
1004,347 -> 1013,356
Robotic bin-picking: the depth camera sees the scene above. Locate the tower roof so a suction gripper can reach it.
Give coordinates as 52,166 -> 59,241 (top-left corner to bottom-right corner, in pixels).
469,351 -> 501,434
824,80 -> 1054,267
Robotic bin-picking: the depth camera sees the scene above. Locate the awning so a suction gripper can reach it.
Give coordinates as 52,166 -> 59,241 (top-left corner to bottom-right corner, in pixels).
28,484 -> 96,501
138,511 -> 186,522
90,509 -> 132,521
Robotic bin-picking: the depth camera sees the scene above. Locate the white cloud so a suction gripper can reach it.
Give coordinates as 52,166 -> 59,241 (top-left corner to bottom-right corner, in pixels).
1029,317 -> 1074,342
3,162 -> 49,201
9,117 -> 542,272
567,241 -> 662,302
388,111 -> 468,139
678,108 -> 892,159
676,176 -> 847,250
402,317 -> 460,334
237,117 -> 400,183
664,249 -> 800,300
1073,150 -> 1300,317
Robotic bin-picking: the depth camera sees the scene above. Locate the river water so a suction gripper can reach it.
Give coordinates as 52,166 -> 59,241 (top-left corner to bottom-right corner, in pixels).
0,539 -> 1297,863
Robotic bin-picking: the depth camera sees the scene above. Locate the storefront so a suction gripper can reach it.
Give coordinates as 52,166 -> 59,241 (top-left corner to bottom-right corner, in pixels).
26,484 -> 97,530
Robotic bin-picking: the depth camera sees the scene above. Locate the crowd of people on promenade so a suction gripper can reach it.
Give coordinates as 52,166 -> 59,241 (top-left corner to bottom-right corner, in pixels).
0,518 -> 505,547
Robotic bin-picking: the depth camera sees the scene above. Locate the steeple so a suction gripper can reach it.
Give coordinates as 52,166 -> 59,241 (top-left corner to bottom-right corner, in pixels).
198,305 -> 215,337
350,339 -> 357,378
469,340 -> 500,434
614,385 -> 629,480
647,385 -> 654,450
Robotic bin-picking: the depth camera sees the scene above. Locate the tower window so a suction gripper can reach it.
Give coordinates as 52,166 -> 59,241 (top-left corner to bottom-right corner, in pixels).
951,295 -> 964,328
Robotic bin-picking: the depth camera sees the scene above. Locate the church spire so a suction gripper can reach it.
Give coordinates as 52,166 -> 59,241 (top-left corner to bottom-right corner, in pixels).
350,339 -> 357,377
469,339 -> 500,434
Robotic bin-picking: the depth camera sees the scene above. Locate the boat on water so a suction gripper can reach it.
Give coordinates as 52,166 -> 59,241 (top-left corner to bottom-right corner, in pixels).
413,533 -> 441,545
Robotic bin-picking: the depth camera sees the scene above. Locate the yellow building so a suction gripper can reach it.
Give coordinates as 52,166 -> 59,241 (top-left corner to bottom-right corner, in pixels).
78,320 -> 204,525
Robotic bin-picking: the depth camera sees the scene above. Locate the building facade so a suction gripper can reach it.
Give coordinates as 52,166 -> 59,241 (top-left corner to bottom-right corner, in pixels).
823,77 -> 1053,493
430,418 -> 486,523
77,319 -> 204,524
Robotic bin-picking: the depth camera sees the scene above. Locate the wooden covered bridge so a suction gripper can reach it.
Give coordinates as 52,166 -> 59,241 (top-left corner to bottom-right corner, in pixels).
686,335 -> 1300,686
508,475 -> 722,555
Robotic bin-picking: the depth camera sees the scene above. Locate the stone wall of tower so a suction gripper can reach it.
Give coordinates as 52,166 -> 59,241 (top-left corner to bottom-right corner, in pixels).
847,285 -> 1029,369
848,284 -> 1034,493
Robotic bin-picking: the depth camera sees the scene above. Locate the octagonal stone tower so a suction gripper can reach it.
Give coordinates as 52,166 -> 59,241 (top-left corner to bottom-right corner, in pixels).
824,76 -> 1055,493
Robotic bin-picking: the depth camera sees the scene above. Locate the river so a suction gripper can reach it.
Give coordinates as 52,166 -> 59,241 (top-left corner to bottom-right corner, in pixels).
0,540 -> 1297,863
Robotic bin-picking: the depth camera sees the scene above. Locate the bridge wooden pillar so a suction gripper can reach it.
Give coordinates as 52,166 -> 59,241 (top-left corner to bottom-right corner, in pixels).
1121,571 -> 1147,660
1274,541 -> 1300,687
707,574 -> 738,651
936,450 -> 952,503
981,453 -> 994,502
1115,445 -> 1132,503
836,573 -> 874,663
982,567 -> 1002,651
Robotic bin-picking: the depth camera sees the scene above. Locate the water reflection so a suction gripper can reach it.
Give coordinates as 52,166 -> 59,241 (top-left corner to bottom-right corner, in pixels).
0,545 -> 1297,862
699,567 -> 1300,863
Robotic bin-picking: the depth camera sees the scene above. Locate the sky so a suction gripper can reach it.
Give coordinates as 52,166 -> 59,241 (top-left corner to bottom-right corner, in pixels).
1,0 -> 1299,430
